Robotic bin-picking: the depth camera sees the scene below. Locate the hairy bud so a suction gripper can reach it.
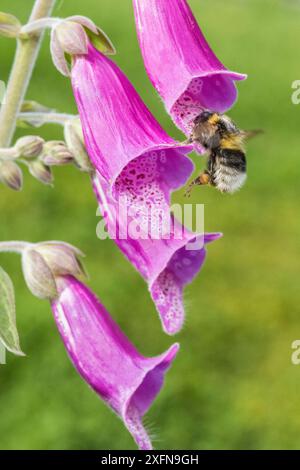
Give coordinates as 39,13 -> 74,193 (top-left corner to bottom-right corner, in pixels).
21,242 -> 86,300
22,249 -> 58,300
0,160 -> 23,191
28,160 -> 53,185
42,141 -> 74,166
35,242 -> 86,278
15,135 -> 44,158
64,119 -> 92,172
50,16 -> 115,76
55,20 -> 88,55
0,12 -> 21,38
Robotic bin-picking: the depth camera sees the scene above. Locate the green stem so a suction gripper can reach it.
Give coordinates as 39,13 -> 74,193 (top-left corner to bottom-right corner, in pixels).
0,0 -> 56,147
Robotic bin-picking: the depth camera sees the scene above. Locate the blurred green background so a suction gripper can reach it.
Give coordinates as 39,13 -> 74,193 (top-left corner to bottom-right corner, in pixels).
0,0 -> 300,450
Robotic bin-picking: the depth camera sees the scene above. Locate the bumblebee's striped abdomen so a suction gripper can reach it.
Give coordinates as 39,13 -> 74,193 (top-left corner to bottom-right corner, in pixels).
211,148 -> 247,193
219,148 -> 247,173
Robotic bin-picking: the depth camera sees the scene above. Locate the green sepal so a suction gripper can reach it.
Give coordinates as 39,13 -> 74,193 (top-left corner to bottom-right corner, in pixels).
85,27 -> 116,55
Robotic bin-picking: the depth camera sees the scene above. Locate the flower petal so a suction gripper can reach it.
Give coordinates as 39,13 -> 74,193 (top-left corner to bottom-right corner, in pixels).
55,20 -> 88,56
51,276 -> 178,450
94,172 -> 222,335
50,28 -> 70,77
67,15 -> 99,35
67,16 -> 116,55
133,0 -> 247,143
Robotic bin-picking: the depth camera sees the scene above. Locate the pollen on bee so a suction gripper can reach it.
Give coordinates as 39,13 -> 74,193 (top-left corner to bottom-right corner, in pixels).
199,172 -> 210,185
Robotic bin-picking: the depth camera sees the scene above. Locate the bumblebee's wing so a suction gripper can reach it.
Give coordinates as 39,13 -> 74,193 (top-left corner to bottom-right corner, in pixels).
240,129 -> 264,141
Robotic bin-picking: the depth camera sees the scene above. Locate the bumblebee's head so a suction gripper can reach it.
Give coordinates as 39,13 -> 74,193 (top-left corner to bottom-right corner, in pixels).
194,111 -> 219,125
191,111 -> 221,147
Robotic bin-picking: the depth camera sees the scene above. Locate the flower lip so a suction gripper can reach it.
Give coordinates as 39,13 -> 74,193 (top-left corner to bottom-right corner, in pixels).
123,342 -> 179,418
168,70 -> 247,115
94,172 -> 222,336
122,342 -> 179,450
169,72 -> 247,144
148,231 -> 223,287
148,232 -> 223,335
110,141 -> 194,198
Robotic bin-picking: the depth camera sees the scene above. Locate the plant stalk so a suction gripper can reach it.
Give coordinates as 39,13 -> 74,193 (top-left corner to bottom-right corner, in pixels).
0,0 -> 56,147
18,111 -> 76,126
0,241 -> 31,254
0,147 -> 18,159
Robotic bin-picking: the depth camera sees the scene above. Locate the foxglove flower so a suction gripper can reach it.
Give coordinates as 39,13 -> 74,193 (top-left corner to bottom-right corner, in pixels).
133,0 -> 246,145
71,44 -> 221,334
94,172 -> 221,335
52,275 -> 179,450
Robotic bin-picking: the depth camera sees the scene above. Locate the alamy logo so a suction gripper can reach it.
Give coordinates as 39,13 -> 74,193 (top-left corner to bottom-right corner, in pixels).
96,199 -> 205,251
291,80 -> 300,105
291,340 -> 300,365
0,80 -> 6,104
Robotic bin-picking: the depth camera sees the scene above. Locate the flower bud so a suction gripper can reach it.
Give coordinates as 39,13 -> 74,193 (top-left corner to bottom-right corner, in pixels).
42,141 -> 74,166
28,160 -> 53,185
67,15 -> 116,56
50,16 -> 115,76
21,242 -> 86,300
0,160 -> 23,191
64,119 -> 92,172
15,135 -> 44,158
55,20 -> 88,55
34,242 -> 86,278
22,249 -> 58,300
0,12 -> 21,38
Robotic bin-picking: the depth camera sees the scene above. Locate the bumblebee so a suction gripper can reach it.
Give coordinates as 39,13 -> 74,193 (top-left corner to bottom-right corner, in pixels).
185,111 -> 260,195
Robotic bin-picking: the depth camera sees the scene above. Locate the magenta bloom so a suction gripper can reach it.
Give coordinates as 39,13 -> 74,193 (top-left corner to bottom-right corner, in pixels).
133,0 -> 246,142
52,276 -> 179,450
94,172 -> 221,335
71,45 -> 221,335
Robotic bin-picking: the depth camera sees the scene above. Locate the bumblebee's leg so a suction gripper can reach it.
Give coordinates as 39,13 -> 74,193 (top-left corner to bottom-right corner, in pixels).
184,171 -> 211,197
182,136 -> 194,145
198,171 -> 211,185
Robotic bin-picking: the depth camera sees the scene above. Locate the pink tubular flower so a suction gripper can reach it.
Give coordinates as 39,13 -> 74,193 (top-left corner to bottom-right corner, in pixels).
133,0 -> 247,142
52,276 -> 179,450
71,45 -> 221,335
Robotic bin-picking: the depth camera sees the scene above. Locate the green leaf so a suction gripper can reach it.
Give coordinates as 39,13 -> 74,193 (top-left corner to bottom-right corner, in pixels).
0,266 -> 24,356
85,27 -> 116,56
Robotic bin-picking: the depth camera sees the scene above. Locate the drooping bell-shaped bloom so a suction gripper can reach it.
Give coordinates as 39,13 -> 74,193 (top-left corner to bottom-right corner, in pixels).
71,44 -> 221,335
94,172 -> 221,335
51,275 -> 179,450
133,0 -> 247,143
